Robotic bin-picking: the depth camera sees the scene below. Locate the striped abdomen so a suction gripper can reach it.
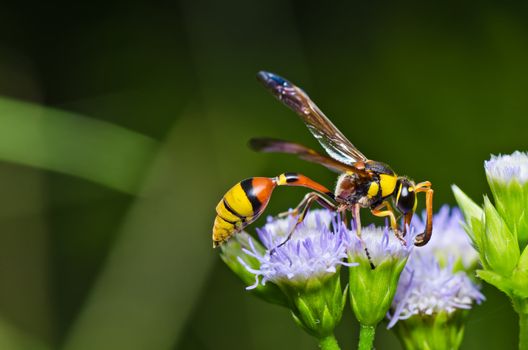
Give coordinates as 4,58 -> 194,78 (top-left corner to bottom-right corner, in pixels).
212,173 -> 332,247
213,177 -> 276,247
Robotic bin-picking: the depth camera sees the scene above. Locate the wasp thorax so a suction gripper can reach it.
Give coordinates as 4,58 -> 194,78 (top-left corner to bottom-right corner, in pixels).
335,173 -> 357,202
395,177 -> 416,214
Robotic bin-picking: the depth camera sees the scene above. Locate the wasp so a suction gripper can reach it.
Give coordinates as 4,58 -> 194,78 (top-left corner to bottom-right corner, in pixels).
212,71 -> 434,248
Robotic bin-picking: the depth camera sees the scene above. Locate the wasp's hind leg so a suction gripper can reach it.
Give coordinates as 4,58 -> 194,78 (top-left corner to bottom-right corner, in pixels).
274,192 -> 337,250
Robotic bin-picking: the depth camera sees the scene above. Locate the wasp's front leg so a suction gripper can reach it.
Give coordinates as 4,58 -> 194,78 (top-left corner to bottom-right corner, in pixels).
413,181 -> 434,246
371,201 -> 406,245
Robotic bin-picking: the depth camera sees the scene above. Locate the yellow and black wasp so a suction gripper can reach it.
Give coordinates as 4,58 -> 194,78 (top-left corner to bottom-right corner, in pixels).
212,71 -> 434,248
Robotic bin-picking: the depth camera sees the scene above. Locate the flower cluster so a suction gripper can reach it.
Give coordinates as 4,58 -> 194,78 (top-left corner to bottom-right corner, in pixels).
454,151 -> 528,350
411,205 -> 478,269
387,206 -> 484,350
228,210 -> 352,344
220,205 -> 486,350
388,256 -> 484,328
240,209 -> 350,288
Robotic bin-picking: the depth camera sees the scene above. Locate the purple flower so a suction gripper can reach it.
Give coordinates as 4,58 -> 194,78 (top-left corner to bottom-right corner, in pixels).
387,254 -> 485,329
388,206 -> 485,329
411,205 -> 478,269
345,225 -> 415,266
239,210 -> 355,288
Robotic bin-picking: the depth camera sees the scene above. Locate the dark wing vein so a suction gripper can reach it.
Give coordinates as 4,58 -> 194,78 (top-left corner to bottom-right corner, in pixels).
257,71 -> 368,165
249,137 -> 368,176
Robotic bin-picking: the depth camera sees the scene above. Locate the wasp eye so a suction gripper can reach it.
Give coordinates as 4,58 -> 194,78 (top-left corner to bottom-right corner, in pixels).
396,183 -> 416,214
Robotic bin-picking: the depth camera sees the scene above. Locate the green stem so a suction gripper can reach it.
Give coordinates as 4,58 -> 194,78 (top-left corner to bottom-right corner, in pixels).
520,311 -> 528,350
358,324 -> 376,350
318,334 -> 341,350
513,298 -> 528,350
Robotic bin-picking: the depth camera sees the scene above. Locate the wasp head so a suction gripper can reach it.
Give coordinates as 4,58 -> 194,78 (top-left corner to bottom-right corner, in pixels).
395,177 -> 416,214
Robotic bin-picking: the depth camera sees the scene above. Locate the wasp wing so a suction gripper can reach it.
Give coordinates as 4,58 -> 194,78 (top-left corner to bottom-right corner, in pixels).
249,137 -> 369,176
257,71 -> 367,165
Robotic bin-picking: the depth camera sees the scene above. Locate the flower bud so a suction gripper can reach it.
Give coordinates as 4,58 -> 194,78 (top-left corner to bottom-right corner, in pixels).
388,253 -> 484,350
239,210 -> 355,338
284,273 -> 348,338
347,226 -> 413,327
393,311 -> 468,350
485,151 -> 528,246
482,196 -> 520,277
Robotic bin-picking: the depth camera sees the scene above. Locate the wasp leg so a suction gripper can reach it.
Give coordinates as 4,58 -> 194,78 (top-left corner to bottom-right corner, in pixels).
278,190 -> 335,218
371,201 -> 406,245
413,181 -> 434,246
352,203 -> 362,237
385,200 -> 398,228
341,210 -> 349,229
349,203 -> 377,269
275,192 -> 337,249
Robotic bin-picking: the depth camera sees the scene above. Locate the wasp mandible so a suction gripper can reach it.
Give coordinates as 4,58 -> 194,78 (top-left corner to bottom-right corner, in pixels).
212,71 -> 434,248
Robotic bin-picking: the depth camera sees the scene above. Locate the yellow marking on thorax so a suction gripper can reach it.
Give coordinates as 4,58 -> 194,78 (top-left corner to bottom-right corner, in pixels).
367,182 -> 379,198
380,174 -> 398,197
224,183 -> 254,217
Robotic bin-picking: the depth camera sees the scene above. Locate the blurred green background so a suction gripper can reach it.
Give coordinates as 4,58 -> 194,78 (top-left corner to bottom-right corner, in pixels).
0,1 -> 526,349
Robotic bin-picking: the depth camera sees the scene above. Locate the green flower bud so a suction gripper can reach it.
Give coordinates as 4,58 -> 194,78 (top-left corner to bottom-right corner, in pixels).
282,273 -> 348,338
453,152 -> 528,350
393,311 -> 467,350
234,210 -> 354,342
347,226 -> 413,327
482,196 -> 520,277
485,151 -> 528,248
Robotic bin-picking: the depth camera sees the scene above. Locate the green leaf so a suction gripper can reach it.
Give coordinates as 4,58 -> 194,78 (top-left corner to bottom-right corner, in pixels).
476,270 -> 514,297
0,316 -> 49,350
452,185 -> 483,243
483,196 -> 520,276
62,113 -> 218,350
321,306 -> 335,334
0,97 -> 158,194
518,245 -> 528,272
295,296 -> 318,331
512,246 -> 528,298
